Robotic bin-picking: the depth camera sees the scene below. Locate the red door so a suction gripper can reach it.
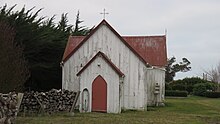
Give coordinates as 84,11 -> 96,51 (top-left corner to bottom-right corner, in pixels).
92,75 -> 107,112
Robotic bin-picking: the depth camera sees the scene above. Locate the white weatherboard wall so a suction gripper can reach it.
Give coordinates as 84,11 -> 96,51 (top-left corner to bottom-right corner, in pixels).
62,24 -> 148,111
146,68 -> 165,106
78,56 -> 120,113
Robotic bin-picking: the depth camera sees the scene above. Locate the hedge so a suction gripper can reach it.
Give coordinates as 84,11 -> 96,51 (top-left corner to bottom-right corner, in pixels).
193,83 -> 217,96
167,77 -> 207,94
165,90 -> 188,97
205,91 -> 220,98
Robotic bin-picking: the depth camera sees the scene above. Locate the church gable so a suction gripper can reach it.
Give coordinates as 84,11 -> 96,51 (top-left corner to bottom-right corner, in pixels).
76,51 -> 124,77
62,20 -> 167,67
77,51 -> 122,113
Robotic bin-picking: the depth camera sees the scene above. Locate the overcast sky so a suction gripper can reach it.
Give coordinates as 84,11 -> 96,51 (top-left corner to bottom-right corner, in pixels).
1,0 -> 220,79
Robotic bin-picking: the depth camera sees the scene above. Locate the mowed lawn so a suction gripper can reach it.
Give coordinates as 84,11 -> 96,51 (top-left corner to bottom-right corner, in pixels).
16,96 -> 220,124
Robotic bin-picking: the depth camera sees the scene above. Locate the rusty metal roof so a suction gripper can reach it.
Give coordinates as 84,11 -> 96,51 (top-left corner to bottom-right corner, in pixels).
62,36 -> 84,61
123,36 -> 167,66
62,20 -> 167,67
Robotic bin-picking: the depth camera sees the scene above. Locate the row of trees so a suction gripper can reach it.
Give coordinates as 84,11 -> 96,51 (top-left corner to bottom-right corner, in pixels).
165,56 -> 220,85
0,5 -> 91,92
166,57 -> 220,97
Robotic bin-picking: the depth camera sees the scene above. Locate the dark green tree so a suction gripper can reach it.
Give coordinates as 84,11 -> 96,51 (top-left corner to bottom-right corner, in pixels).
72,11 -> 92,36
165,57 -> 191,82
0,5 -> 91,91
0,21 -> 30,93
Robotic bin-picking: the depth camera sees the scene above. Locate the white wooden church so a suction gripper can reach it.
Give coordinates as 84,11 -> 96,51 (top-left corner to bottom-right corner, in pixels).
61,20 -> 167,113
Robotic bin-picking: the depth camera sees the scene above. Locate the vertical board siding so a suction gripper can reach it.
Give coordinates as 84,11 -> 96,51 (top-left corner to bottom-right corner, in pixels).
146,68 -> 165,106
62,24 -> 164,112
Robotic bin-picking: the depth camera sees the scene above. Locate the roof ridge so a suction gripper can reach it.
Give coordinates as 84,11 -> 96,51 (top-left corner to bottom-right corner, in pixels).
122,35 -> 166,37
69,35 -> 165,37
69,35 -> 86,37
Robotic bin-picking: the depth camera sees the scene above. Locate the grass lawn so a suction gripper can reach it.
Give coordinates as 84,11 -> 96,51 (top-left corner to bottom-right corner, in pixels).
16,96 -> 220,124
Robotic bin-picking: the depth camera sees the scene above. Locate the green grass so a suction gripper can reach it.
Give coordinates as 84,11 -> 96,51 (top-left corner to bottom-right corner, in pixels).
16,96 -> 220,124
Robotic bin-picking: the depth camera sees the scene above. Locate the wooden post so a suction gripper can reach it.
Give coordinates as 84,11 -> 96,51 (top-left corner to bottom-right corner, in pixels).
33,94 -> 45,114
70,91 -> 80,113
15,93 -> 24,117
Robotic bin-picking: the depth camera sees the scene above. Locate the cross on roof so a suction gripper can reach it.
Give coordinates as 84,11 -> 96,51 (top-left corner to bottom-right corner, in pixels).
100,9 -> 109,19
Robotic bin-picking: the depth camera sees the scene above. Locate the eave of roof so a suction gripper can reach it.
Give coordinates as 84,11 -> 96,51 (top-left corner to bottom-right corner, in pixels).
76,51 -> 124,77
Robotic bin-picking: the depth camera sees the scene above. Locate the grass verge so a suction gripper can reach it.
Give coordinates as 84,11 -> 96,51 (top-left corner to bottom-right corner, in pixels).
16,96 -> 220,124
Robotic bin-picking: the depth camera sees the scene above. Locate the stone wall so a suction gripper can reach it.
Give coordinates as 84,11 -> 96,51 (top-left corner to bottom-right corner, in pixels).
0,92 -> 18,124
20,89 -> 79,114
0,89 -> 79,123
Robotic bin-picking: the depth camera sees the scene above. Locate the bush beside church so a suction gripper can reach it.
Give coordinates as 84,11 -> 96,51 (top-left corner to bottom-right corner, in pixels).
165,77 -> 220,98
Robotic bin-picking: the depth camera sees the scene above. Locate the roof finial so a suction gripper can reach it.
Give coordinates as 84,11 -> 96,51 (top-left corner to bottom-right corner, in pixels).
165,28 -> 167,36
100,8 -> 109,19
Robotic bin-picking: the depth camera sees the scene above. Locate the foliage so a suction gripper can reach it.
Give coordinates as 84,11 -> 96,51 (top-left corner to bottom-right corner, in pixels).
165,90 -> 188,97
193,83 -> 218,96
205,91 -> 220,98
0,21 -> 30,93
170,84 -> 186,91
167,77 -> 207,94
165,83 -> 172,90
203,62 -> 220,83
0,5 -> 91,91
166,77 -> 219,96
72,11 -> 92,36
165,57 -> 191,82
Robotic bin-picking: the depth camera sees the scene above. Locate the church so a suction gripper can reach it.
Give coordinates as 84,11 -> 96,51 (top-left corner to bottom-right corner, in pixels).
61,19 -> 167,113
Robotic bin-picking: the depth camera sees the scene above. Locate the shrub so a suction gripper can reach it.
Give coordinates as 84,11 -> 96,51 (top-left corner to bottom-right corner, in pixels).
182,77 -> 206,84
165,90 -> 188,97
171,84 -> 186,91
167,77 -> 207,94
165,83 -> 172,90
193,83 -> 218,96
205,91 -> 220,98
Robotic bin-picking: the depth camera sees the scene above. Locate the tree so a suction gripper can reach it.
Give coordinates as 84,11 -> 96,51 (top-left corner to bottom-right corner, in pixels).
72,11 -> 92,36
57,13 -> 72,33
0,21 -> 30,93
165,57 -> 191,82
0,5 -> 91,91
203,63 -> 220,92
203,62 -> 220,84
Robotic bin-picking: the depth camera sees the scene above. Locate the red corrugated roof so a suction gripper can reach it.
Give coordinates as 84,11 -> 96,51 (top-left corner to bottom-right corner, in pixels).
62,20 -> 167,67
123,36 -> 167,66
62,36 -> 84,61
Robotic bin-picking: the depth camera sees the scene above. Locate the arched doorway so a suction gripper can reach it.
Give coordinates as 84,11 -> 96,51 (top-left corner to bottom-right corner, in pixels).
82,88 -> 89,112
92,75 -> 107,112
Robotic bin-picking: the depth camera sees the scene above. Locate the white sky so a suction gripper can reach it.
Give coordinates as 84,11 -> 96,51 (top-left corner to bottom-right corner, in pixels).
1,0 -> 220,79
